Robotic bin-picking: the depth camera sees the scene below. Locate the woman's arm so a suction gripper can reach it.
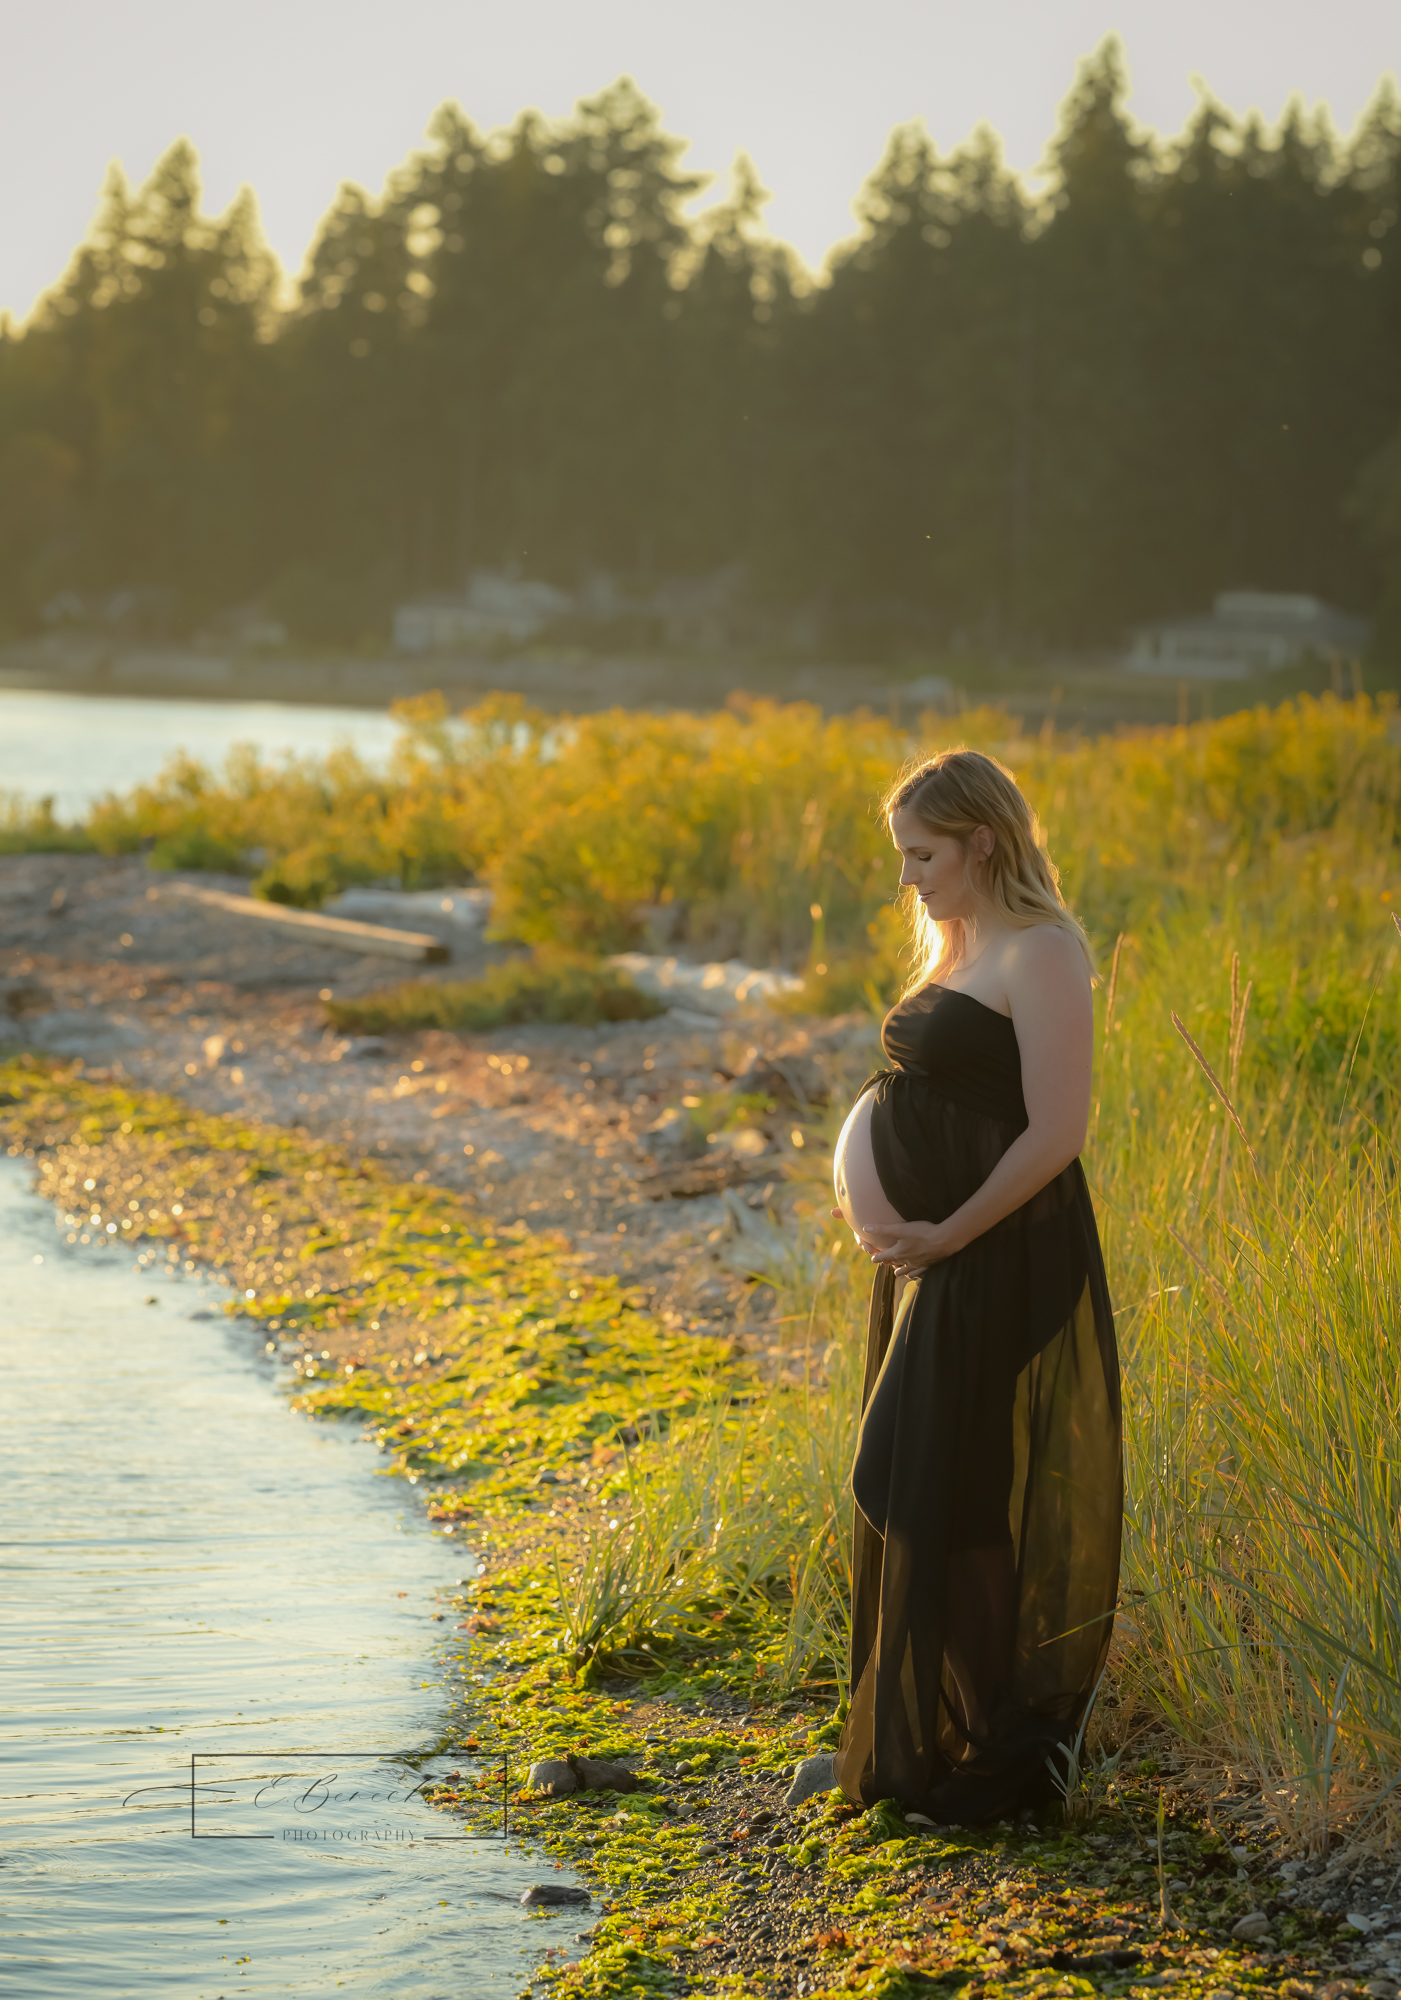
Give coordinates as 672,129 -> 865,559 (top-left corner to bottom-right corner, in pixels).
857,926 -> 1094,1277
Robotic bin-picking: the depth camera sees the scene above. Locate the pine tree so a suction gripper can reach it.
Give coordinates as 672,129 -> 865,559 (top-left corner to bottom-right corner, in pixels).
777,118 -> 1027,650
1018,37 -> 1157,640
4,142 -> 278,625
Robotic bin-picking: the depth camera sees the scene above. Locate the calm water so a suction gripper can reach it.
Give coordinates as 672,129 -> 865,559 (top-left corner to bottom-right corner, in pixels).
0,1161 -> 584,1997
0,690 -> 404,820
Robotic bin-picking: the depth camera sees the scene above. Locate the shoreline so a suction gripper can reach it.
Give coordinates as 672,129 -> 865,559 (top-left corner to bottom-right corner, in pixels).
0,1051 -> 1366,2000
0,635 -> 1359,735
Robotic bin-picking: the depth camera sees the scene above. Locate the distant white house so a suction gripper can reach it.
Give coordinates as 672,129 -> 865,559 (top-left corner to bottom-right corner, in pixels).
393,571 -> 575,652
1125,591 -> 1370,680
393,564 -> 754,654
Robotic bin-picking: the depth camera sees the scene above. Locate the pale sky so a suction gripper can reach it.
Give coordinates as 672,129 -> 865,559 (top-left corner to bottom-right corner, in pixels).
3,0 -> 1397,323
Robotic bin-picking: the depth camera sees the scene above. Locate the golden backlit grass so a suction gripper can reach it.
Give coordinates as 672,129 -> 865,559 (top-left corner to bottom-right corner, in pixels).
64,688 -> 1398,984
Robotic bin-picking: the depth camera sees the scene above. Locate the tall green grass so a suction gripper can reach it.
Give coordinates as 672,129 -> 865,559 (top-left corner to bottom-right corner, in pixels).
555,914 -> 1401,1838
1092,913 -> 1401,1845
552,1237 -> 868,1700
540,705 -> 1401,1842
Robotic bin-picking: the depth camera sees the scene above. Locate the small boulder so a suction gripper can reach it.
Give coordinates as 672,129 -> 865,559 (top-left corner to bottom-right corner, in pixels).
783,1753 -> 836,1809
0,976 -> 53,1016
730,1052 -> 826,1109
1231,1912 -> 1272,1942
572,1755 -> 638,1793
528,1759 -> 578,1796
640,1107 -> 689,1154
521,1883 -> 589,1907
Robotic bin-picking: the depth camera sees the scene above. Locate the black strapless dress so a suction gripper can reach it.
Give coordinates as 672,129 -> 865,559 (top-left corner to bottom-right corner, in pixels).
831,982 -> 1122,1824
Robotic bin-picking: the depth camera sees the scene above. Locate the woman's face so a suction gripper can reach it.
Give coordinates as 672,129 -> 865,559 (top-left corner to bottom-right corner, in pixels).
889,806 -> 985,921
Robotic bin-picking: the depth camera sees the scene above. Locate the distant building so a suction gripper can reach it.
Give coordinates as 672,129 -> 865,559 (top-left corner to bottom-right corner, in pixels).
392,564 -> 757,654
650,565 -> 746,651
1125,591 -> 1369,679
41,586 -> 178,638
393,571 -> 575,652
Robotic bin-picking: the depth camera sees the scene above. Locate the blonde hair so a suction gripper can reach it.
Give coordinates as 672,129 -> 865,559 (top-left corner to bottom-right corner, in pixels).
883,747 -> 1095,993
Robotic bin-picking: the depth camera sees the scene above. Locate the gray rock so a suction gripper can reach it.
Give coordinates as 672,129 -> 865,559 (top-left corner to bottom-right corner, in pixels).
572,1756 -> 637,1793
0,977 -> 52,1017
528,1759 -> 578,1796
1231,1912 -> 1272,1942
639,1108 -> 689,1154
783,1752 -> 837,1808
529,1752 -> 638,1795
521,1883 -> 589,1907
730,1052 -> 826,1109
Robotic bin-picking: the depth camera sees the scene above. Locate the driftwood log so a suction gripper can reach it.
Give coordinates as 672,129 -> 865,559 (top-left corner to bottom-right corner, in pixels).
170,883 -> 450,962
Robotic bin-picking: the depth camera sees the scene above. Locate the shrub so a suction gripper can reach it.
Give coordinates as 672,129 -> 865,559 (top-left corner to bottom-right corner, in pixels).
322,951 -> 667,1035
0,793 -> 94,855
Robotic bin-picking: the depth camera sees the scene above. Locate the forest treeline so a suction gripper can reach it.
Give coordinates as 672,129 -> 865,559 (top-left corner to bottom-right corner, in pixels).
2,41 -> 1400,658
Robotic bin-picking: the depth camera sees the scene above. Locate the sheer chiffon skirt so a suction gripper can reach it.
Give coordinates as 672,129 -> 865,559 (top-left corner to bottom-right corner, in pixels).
832,1122 -> 1122,1821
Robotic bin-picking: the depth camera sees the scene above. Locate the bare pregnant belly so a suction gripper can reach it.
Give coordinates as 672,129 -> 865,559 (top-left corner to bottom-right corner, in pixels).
833,1087 -> 906,1240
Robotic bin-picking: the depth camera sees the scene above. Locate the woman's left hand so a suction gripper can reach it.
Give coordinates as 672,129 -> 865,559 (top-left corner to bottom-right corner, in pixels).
832,1212 -> 961,1276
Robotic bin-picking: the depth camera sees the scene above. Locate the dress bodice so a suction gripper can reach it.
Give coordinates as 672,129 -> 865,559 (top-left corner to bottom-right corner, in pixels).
878,983 -> 1028,1128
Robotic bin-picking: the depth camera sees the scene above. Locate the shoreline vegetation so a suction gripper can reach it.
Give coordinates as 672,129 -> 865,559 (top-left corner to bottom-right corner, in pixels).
4,689 -> 1401,1998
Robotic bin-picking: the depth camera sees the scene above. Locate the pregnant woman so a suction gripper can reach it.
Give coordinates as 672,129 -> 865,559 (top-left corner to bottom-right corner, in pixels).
827,747 -> 1121,1826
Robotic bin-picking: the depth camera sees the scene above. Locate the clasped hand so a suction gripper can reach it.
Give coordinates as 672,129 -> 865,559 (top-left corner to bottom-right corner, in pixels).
829,1211 -> 960,1276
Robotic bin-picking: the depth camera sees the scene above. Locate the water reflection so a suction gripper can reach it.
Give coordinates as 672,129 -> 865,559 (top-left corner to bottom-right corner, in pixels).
0,689 -> 403,819
0,1161 -> 581,1996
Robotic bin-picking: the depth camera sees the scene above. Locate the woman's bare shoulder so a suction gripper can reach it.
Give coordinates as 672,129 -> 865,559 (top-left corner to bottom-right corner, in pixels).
1002,924 -> 1091,997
